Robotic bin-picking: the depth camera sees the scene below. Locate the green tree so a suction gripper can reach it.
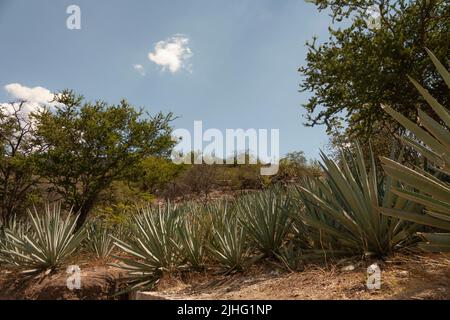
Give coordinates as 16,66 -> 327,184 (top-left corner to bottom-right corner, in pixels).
274,151 -> 322,183
34,90 -> 175,230
299,0 -> 449,140
0,102 -> 42,225
138,156 -> 186,194
283,151 -> 308,167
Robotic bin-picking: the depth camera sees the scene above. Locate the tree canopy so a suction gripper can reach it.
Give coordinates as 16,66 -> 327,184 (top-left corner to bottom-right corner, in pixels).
299,0 -> 449,140
33,90 -> 175,229
0,103 -> 42,224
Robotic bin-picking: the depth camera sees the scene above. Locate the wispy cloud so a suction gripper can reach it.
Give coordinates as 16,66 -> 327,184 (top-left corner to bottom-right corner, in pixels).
133,64 -> 146,76
148,35 -> 192,73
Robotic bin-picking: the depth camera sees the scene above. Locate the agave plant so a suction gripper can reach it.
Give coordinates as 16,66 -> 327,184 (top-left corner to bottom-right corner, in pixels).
177,206 -> 207,270
236,189 -> 293,257
274,241 -> 304,272
380,49 -> 450,252
112,204 -> 182,291
0,217 -> 32,267
0,205 -> 86,273
85,221 -> 118,260
296,143 -> 419,256
209,205 -> 250,271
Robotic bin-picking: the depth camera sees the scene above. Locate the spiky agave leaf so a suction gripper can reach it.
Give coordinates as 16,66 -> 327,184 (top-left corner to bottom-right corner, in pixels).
297,143 -> 419,256
0,204 -> 86,273
84,221 -> 119,260
0,217 -> 32,267
274,241 -> 304,272
208,205 -> 251,272
178,218 -> 205,269
236,189 -> 293,257
111,204 -> 182,291
380,49 -> 450,251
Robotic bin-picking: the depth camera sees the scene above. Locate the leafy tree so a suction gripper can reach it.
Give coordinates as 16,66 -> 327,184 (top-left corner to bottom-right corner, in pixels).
138,156 -> 186,194
34,90 -> 175,230
283,151 -> 308,167
0,102 -> 42,224
275,151 -> 322,182
299,0 -> 449,140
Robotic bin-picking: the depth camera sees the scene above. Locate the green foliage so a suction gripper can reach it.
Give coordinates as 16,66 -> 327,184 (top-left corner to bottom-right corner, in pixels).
112,205 -> 182,290
0,102 -> 42,224
93,203 -> 135,227
33,90 -> 175,230
215,164 -> 263,191
209,205 -> 250,271
300,0 -> 449,139
297,143 -> 419,256
0,217 -> 31,267
275,151 -> 323,182
92,180 -> 155,227
274,241 -> 304,272
380,49 -> 450,252
236,189 -> 293,257
0,205 -> 86,273
138,156 -> 186,194
177,205 -> 208,270
85,221 -> 119,260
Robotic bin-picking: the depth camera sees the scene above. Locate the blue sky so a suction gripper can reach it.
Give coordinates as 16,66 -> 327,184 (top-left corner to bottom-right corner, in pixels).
0,0 -> 331,160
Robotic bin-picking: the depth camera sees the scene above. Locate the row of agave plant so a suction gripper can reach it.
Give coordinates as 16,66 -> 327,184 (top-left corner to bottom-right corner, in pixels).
0,193 -> 299,279
0,49 -> 448,292
0,205 -> 123,274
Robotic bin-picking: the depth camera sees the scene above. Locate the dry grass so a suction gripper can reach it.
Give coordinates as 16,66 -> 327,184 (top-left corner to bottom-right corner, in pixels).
1,253 -> 449,300
149,253 -> 450,300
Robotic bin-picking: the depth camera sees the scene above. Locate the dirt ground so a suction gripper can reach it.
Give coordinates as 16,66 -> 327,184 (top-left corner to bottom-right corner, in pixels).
0,264 -> 127,300
1,253 -> 449,300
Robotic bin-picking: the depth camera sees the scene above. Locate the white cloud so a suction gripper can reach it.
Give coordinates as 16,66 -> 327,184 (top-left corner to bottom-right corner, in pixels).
133,64 -> 146,76
1,83 -> 57,117
4,83 -> 55,104
148,35 -> 192,73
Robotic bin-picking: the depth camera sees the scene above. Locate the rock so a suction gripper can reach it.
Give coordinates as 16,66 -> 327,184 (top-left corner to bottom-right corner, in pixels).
341,265 -> 356,272
132,291 -> 169,300
398,270 -> 409,277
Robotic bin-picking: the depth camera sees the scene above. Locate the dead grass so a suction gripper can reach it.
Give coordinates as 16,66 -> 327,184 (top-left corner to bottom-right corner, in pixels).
0,253 -> 449,300
149,253 -> 450,300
